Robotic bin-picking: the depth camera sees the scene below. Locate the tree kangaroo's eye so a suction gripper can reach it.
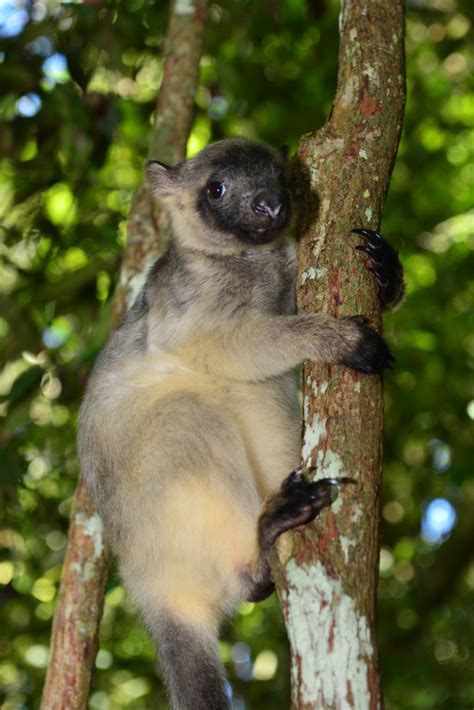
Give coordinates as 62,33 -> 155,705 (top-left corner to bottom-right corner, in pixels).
207,182 -> 227,200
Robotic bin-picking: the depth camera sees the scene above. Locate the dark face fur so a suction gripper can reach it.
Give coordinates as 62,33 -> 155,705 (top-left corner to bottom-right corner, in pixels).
147,139 -> 292,250
194,141 -> 291,245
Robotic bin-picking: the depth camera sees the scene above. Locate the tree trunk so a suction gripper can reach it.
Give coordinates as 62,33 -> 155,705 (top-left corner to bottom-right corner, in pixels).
40,2 -> 207,707
272,2 -> 405,708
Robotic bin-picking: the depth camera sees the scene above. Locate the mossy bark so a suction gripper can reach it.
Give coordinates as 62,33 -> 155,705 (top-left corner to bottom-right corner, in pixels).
40,2 -> 207,707
272,2 -> 405,708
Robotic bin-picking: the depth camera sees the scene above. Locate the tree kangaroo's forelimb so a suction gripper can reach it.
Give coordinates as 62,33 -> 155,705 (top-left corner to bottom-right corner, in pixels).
190,311 -> 394,383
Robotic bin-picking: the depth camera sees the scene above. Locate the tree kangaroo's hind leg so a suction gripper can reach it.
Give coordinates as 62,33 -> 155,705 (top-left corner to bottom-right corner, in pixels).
245,469 -> 353,601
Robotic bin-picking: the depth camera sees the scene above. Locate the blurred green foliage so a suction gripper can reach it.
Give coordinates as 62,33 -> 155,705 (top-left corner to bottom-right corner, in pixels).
0,0 -> 473,708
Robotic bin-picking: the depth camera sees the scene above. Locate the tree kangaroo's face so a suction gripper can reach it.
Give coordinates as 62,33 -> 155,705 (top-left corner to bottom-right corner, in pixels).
194,140 -> 291,245
146,139 -> 291,251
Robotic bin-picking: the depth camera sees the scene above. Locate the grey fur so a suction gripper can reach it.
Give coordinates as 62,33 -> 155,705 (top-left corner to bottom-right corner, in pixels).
150,612 -> 230,710
78,138 -> 393,709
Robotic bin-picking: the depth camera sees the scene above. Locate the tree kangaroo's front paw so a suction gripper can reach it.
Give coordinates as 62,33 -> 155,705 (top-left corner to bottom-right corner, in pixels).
352,228 -> 405,309
340,315 -> 395,374
259,476 -> 340,548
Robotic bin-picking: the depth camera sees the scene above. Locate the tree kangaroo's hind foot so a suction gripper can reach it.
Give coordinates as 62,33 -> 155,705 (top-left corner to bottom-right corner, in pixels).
246,470 -> 354,602
352,228 -> 405,309
260,469 -> 348,542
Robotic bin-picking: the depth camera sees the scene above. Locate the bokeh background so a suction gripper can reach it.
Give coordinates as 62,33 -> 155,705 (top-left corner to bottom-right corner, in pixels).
0,0 -> 473,708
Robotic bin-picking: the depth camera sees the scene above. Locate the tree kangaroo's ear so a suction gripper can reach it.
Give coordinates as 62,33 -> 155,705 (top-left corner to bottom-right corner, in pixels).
146,160 -> 176,198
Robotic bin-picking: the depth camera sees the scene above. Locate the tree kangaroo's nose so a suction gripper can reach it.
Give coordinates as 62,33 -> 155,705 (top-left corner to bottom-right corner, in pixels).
252,191 -> 283,219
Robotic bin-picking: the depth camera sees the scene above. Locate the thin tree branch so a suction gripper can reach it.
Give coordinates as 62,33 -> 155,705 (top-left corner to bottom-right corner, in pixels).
40,2 -> 207,707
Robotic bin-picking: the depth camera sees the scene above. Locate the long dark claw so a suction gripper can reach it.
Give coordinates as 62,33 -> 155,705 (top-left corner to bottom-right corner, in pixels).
369,267 -> 389,287
320,477 -> 356,486
352,228 -> 383,242
353,230 -> 384,252
355,244 -> 380,257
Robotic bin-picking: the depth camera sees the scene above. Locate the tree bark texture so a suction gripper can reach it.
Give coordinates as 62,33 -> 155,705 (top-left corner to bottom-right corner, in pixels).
40,2 -> 207,708
272,2 -> 405,709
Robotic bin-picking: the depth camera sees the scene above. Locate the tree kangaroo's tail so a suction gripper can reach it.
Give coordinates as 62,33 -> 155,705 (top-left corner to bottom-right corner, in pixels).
149,611 -> 230,710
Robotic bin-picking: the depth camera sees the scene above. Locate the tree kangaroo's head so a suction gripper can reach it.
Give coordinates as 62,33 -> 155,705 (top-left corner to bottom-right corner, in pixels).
146,138 -> 291,254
